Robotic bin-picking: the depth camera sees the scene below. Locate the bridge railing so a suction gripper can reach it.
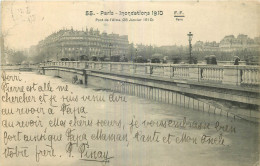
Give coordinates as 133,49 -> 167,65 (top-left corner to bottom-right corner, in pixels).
42,61 -> 259,86
199,65 -> 224,83
239,66 -> 259,85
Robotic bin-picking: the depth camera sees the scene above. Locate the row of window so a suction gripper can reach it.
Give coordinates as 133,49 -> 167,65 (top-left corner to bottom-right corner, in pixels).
41,40 -> 128,48
60,36 -> 128,43
62,43 -> 127,50
63,49 -> 127,54
63,47 -> 127,52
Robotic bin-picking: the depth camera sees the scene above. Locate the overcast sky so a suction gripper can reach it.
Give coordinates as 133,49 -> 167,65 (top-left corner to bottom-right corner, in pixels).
2,1 -> 260,49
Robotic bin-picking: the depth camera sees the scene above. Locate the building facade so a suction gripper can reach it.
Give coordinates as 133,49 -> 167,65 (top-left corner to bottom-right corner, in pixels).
193,41 -> 219,52
193,34 -> 260,52
36,27 -> 129,61
219,34 -> 259,52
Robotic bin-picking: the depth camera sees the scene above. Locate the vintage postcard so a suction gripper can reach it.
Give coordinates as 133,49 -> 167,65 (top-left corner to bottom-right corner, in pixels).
1,1 -> 259,166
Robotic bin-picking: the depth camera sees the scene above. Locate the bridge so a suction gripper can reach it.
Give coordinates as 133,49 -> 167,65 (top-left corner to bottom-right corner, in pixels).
39,61 -> 259,122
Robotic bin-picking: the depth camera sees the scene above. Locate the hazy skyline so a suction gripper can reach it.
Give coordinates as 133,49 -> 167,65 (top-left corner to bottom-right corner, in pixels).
2,1 -> 260,49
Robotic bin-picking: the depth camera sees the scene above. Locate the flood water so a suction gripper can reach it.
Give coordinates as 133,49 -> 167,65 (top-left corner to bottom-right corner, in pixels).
1,71 -> 259,166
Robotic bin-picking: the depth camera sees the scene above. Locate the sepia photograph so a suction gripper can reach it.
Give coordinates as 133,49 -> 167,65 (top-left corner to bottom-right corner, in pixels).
0,1 -> 259,166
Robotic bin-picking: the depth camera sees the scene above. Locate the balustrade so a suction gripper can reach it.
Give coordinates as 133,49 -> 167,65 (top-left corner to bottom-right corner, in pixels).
172,66 -> 189,79
43,61 -> 259,86
199,66 -> 224,82
240,67 -> 259,85
151,65 -> 165,77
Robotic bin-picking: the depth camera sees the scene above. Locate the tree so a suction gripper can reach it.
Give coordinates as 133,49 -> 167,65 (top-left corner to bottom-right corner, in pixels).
32,51 -> 46,63
111,55 -> 120,62
134,56 -> 147,63
1,31 -> 10,65
151,53 -> 163,63
120,55 -> 128,62
8,51 -> 27,64
172,57 -> 181,64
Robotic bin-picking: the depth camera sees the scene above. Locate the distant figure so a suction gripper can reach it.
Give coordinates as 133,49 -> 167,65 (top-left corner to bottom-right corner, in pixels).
72,75 -> 78,84
234,57 -> 240,65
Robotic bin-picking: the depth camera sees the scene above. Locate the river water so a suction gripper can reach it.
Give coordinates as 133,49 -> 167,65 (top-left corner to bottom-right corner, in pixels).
1,71 -> 259,166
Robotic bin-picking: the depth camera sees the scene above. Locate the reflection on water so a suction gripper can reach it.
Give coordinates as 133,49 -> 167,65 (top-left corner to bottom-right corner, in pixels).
1,72 -> 259,166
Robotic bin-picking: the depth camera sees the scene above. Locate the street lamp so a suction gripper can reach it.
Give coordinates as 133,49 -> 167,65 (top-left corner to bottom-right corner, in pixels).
187,32 -> 193,64
135,49 -> 138,62
109,43 -> 112,61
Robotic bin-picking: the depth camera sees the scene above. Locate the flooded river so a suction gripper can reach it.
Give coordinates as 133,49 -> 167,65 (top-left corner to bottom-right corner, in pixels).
1,72 -> 259,166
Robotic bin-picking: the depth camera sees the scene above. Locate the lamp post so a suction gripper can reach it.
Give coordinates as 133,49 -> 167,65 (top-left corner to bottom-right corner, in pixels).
109,43 -> 112,61
135,49 -> 138,63
187,32 -> 193,64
